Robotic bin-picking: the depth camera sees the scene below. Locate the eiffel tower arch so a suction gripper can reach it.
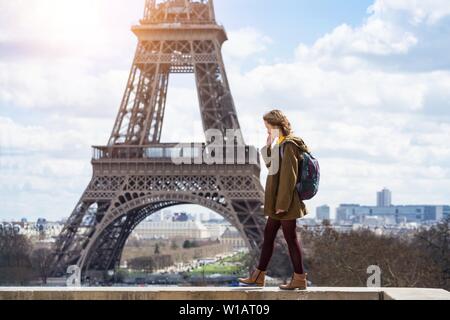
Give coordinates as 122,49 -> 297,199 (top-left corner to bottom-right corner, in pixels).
51,0 -> 286,280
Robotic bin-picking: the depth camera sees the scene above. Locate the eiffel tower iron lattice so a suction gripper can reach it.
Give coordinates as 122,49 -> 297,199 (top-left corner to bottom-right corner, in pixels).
51,0 -> 288,281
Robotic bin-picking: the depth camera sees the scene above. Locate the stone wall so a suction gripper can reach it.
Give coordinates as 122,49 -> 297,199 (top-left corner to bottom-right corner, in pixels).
0,287 -> 449,300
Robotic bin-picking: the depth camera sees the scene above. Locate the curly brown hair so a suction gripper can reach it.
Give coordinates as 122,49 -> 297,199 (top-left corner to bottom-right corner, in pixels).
263,109 -> 293,136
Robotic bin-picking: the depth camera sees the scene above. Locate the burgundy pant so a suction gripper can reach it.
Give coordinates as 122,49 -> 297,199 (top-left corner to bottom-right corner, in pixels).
257,217 -> 305,274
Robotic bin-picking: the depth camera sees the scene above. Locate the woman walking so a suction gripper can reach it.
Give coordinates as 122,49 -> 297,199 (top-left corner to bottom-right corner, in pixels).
238,110 -> 311,290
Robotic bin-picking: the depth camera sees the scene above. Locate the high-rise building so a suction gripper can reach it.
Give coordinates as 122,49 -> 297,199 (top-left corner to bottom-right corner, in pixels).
316,205 -> 331,221
336,204 -> 360,223
377,188 -> 392,207
335,203 -> 447,224
443,206 -> 450,220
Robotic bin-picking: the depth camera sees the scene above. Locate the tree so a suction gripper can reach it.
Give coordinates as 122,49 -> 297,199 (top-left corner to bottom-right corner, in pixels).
183,240 -> 191,249
190,240 -> 200,248
302,227 -> 440,288
0,233 -> 34,285
128,256 -> 155,273
153,255 -> 174,270
30,248 -> 53,285
38,229 -> 46,242
413,217 -> 450,290
268,243 -> 295,281
171,241 -> 179,250
128,255 -> 174,273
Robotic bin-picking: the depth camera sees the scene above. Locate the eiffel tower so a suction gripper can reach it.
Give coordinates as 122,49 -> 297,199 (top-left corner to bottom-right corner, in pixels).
51,0 -> 281,280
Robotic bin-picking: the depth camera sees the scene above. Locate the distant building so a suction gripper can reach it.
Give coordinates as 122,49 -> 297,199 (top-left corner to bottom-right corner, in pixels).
336,188 -> 447,226
0,220 -> 64,240
444,206 -> 450,220
377,188 -> 392,207
0,223 -> 21,235
316,205 -> 331,221
150,209 -> 173,222
173,212 -> 190,222
220,227 -> 246,249
336,204 -> 360,222
298,218 -> 319,227
204,222 -> 229,240
335,204 -> 447,225
133,220 -> 210,240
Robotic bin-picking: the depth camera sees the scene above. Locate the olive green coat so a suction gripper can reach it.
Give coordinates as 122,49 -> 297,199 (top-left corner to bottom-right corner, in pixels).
260,135 -> 311,221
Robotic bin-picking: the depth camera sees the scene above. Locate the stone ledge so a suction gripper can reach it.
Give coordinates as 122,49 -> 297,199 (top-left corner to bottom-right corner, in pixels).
0,287 -> 449,300
382,288 -> 450,300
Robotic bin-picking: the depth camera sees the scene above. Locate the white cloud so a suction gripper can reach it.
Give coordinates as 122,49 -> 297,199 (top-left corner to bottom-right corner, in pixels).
370,0 -> 450,25
0,116 -> 94,220
0,116 -> 111,155
293,0 -> 450,73
0,60 -> 129,117
223,27 -> 273,60
296,20 -> 417,59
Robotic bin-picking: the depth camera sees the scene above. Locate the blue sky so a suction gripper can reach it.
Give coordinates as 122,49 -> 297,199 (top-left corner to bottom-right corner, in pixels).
1,0 -> 450,221
216,0 -> 374,44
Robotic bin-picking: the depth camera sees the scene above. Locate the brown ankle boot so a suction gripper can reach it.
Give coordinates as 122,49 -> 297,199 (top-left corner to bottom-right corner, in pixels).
279,272 -> 308,290
238,268 -> 266,287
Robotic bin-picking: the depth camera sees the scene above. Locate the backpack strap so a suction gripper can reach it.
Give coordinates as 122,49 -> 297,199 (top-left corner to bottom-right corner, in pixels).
280,141 -> 307,160
280,142 -> 305,178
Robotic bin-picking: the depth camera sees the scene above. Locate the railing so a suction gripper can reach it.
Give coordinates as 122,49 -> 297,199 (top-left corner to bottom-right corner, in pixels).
142,1 -> 216,25
92,143 -> 260,166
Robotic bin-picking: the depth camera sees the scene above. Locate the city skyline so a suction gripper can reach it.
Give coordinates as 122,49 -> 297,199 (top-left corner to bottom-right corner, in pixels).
1,0 -> 450,221
3,187 -> 448,223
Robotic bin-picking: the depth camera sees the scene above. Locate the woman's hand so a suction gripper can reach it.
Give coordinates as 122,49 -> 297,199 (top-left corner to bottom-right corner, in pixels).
275,209 -> 286,215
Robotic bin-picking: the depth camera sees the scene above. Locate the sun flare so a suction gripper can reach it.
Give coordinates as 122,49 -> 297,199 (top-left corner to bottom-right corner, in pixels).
26,0 -> 103,46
